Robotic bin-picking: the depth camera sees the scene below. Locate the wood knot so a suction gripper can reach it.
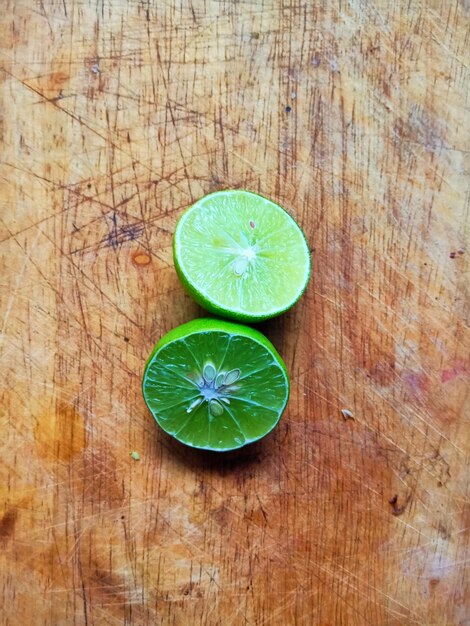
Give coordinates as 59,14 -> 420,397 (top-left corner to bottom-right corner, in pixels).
132,250 -> 151,266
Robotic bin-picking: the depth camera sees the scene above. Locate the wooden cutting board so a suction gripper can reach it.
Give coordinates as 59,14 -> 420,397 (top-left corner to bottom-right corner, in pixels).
1,2 -> 469,624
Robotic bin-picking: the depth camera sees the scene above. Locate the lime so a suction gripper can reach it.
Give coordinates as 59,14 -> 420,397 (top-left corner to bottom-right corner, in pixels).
173,190 -> 310,321
142,318 -> 289,451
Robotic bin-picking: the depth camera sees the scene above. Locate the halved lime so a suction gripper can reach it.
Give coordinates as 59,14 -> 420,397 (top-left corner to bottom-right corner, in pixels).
173,190 -> 310,321
142,318 -> 289,451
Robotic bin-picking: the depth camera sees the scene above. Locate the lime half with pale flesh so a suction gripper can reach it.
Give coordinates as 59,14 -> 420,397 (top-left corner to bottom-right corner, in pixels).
142,318 -> 289,451
173,190 -> 310,322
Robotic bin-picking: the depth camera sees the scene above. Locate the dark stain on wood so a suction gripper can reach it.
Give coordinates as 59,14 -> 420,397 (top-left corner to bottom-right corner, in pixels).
0,509 -> 17,543
388,494 -> 411,516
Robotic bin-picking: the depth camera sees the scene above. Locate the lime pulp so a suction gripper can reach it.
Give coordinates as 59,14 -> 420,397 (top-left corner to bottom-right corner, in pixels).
142,318 -> 290,451
173,190 -> 310,322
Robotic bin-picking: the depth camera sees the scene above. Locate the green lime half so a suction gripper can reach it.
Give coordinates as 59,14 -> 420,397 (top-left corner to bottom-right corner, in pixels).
173,190 -> 310,322
142,318 -> 289,451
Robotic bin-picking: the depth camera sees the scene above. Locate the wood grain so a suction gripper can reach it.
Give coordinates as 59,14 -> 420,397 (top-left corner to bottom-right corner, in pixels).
1,1 -> 469,624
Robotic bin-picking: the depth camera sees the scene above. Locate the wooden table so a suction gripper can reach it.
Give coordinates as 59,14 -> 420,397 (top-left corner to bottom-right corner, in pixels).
1,2 -> 469,624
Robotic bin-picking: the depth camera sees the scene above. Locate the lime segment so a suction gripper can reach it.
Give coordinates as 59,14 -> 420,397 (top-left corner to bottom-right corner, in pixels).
142,318 -> 289,451
173,190 -> 310,321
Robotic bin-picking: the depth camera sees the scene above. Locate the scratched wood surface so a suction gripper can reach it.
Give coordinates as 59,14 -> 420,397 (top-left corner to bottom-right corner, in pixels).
1,1 -> 469,625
